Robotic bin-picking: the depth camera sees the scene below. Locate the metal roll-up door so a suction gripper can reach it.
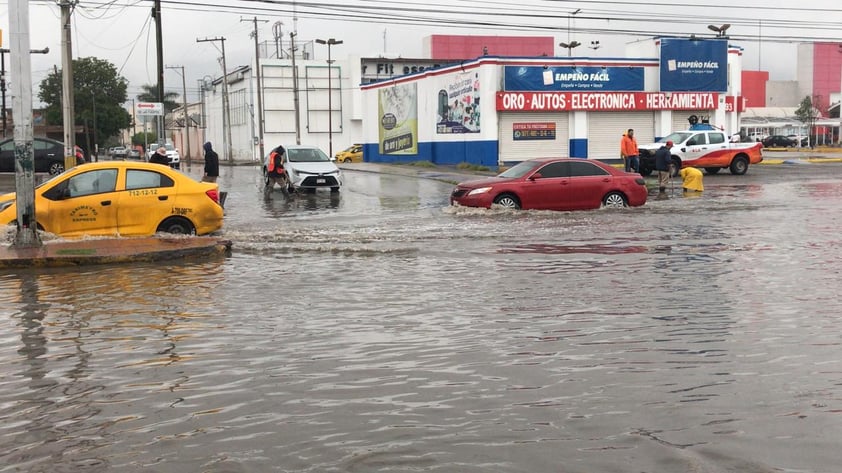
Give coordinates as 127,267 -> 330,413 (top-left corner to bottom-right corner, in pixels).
587,112 -> 655,160
672,111 -> 714,131
499,112 -> 569,163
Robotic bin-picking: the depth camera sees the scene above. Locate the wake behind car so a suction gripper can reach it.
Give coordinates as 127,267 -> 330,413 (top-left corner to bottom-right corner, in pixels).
0,137 -> 86,175
0,161 -> 224,238
262,145 -> 342,192
451,158 -> 647,211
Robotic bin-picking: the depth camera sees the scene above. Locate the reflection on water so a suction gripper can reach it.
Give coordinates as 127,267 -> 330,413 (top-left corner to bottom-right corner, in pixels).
2,175 -> 842,471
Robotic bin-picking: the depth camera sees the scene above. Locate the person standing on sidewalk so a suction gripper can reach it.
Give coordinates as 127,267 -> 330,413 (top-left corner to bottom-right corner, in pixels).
654,140 -> 674,200
202,142 -> 219,183
620,128 -> 639,173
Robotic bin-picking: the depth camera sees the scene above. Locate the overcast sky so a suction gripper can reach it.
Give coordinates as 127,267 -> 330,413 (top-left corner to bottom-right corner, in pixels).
2,0 -> 841,104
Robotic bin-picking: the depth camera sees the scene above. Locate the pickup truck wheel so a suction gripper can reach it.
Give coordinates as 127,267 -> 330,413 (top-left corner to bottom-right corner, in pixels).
729,156 -> 749,175
638,164 -> 653,176
704,167 -> 721,175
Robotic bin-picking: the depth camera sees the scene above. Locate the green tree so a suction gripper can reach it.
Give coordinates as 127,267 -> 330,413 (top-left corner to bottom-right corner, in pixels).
794,95 -> 820,147
131,132 -> 157,148
38,57 -> 132,149
136,84 -> 180,114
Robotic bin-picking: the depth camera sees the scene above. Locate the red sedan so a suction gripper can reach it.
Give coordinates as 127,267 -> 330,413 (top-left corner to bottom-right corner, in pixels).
450,158 -> 648,211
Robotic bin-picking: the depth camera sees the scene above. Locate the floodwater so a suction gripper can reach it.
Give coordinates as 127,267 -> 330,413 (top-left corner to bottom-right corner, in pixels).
2,164 -> 842,472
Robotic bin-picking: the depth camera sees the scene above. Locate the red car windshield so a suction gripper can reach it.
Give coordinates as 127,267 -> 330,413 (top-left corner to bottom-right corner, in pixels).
498,161 -> 539,179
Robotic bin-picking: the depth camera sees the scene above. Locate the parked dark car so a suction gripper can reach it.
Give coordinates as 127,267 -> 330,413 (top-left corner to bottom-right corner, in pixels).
0,137 -> 86,175
761,135 -> 796,148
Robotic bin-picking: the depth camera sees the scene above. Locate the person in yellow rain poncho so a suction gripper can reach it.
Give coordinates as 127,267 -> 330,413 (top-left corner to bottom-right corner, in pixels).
679,166 -> 704,193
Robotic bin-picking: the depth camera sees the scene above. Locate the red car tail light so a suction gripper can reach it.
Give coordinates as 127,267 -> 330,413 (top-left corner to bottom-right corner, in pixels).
205,189 -> 220,204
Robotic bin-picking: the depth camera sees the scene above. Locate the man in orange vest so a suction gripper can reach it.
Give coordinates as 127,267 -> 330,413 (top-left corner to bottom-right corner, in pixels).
620,128 -> 639,173
265,145 -> 290,193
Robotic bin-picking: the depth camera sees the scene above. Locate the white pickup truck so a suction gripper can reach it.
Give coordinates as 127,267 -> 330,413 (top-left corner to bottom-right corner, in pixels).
638,128 -> 764,176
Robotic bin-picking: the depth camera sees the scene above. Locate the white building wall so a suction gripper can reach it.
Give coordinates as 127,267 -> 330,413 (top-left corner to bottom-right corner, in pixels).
202,57 -> 361,163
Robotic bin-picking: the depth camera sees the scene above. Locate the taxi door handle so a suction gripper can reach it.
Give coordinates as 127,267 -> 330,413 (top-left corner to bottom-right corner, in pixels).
101,200 -> 111,206
158,196 -> 168,201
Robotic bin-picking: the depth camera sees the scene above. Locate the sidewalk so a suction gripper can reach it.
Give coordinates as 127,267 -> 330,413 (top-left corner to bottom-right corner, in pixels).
0,236 -> 231,269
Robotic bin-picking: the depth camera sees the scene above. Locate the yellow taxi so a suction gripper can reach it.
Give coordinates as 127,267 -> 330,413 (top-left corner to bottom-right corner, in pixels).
335,144 -> 363,163
0,161 -> 224,238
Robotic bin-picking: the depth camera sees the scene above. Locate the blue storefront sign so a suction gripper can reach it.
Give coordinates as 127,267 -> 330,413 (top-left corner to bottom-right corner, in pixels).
504,66 -> 644,92
660,38 -> 728,92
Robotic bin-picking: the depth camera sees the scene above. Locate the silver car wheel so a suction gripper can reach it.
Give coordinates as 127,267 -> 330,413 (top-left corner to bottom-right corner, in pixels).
602,191 -> 627,208
493,194 -> 520,209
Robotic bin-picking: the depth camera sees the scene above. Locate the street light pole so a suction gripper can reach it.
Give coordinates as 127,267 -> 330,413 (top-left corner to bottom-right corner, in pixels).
166,65 -> 190,167
315,38 -> 342,157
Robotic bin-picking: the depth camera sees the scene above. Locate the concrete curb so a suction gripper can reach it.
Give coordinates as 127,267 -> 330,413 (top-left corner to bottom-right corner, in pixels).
0,236 -> 232,269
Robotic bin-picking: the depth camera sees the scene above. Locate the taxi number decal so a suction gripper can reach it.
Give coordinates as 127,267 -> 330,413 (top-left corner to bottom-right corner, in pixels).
172,207 -> 192,216
128,189 -> 159,197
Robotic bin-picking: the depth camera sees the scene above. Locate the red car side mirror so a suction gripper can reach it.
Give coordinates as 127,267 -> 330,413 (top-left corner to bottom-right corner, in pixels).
529,172 -> 544,180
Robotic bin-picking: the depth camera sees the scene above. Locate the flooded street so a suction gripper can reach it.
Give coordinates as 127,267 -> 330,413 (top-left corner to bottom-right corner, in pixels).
2,163 -> 842,472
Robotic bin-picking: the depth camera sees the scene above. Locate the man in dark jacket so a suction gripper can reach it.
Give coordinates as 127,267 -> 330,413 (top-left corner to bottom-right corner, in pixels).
654,140 -> 673,200
202,141 -> 219,182
149,146 -> 170,166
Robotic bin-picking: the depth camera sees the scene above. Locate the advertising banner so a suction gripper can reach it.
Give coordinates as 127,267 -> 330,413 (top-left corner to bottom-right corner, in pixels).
504,66 -> 644,92
378,83 -> 418,155
513,122 -> 556,141
436,72 -> 481,134
496,91 -> 719,112
660,38 -> 728,92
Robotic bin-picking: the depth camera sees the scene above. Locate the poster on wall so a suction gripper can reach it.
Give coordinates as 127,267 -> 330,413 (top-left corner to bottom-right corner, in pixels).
660,38 -> 728,92
378,82 -> 418,155
513,123 -> 556,141
436,72 -> 481,134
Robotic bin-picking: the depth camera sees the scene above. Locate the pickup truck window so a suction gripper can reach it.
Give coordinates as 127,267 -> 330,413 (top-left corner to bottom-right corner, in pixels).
709,133 -> 725,144
687,134 -> 707,146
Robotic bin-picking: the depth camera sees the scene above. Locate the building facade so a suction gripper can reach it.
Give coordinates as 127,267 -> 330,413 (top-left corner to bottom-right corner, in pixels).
360,37 -> 744,166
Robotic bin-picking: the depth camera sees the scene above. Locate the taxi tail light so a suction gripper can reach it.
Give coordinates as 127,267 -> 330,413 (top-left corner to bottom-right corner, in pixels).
205,189 -> 220,204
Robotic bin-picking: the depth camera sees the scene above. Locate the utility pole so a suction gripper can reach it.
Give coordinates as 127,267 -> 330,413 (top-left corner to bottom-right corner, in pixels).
197,37 -> 232,161
315,38 -> 342,157
59,0 -> 77,172
10,0 -> 39,247
166,65 -> 190,167
290,31 -> 301,145
152,0 -> 165,144
1,48 -> 9,138
243,16 -> 267,161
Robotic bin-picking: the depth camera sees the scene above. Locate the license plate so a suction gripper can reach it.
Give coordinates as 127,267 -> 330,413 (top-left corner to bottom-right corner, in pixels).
316,178 -> 325,184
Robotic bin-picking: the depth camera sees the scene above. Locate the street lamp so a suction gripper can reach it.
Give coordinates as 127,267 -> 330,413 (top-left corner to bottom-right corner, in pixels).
707,23 -> 731,37
567,8 -> 581,46
559,41 -> 581,57
315,38 -> 343,158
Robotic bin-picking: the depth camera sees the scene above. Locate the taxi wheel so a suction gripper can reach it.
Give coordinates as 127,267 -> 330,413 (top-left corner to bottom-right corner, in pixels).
49,162 -> 65,175
157,217 -> 196,235
343,158 -> 352,163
